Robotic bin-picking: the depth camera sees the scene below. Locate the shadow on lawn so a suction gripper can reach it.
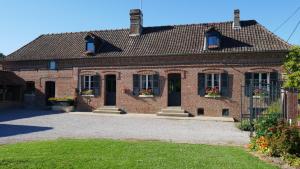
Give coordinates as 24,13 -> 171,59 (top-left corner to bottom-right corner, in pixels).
0,124 -> 52,137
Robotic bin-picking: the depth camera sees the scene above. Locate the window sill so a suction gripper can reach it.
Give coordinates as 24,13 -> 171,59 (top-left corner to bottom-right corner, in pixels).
138,95 -> 154,98
253,95 -> 269,99
204,95 -> 221,98
81,95 -> 95,97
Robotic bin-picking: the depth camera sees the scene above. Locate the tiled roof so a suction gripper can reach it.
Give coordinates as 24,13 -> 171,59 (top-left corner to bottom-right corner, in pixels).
6,20 -> 291,61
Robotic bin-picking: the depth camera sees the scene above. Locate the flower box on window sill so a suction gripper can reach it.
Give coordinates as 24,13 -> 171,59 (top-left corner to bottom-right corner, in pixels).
204,94 -> 221,98
138,95 -> 154,98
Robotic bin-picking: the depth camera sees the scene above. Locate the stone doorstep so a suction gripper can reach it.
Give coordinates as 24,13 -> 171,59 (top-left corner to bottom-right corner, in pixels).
93,106 -> 122,114
71,112 -> 234,122
157,107 -> 189,117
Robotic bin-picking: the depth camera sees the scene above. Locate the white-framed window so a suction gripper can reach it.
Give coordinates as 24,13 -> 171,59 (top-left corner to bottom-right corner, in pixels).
246,72 -> 270,91
141,75 -> 154,90
205,73 -> 221,90
86,42 -> 95,53
80,74 -> 100,96
83,75 -> 96,91
49,61 -> 56,70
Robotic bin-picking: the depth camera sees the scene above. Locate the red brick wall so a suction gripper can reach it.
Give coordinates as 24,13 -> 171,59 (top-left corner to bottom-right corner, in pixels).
12,64 -> 282,120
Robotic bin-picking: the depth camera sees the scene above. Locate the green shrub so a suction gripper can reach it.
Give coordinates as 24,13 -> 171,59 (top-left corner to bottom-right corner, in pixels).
283,154 -> 300,168
48,97 -> 74,106
267,121 -> 300,157
237,119 -> 252,131
254,101 -> 281,138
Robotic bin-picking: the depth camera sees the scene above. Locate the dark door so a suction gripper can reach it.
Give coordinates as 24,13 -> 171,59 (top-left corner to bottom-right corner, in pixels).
105,75 -> 116,106
168,74 -> 181,106
45,81 -> 55,105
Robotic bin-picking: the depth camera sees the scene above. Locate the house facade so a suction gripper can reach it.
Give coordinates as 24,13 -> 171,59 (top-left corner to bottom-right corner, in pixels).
2,9 -> 290,119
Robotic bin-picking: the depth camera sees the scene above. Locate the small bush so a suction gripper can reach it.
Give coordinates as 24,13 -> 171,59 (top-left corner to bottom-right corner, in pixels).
254,101 -> 281,138
267,121 -> 300,157
237,119 -> 252,131
48,97 -> 74,106
283,154 -> 300,168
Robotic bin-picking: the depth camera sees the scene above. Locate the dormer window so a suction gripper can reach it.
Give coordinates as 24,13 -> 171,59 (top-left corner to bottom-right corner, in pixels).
86,41 -> 95,53
205,28 -> 221,50
85,33 -> 100,55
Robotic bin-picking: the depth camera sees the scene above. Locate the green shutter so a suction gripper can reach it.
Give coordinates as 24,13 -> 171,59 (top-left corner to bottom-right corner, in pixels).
153,74 -> 160,96
244,72 -> 252,97
80,75 -> 85,91
221,73 -> 229,97
198,73 -> 205,96
93,75 -> 100,96
133,74 -> 140,96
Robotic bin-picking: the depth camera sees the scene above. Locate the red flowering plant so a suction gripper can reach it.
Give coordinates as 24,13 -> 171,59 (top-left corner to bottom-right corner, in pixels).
139,88 -> 153,96
205,87 -> 221,97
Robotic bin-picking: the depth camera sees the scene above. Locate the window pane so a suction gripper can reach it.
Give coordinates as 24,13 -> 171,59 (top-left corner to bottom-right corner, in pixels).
208,36 -> 219,46
261,73 -> 267,83
49,61 -> 56,70
253,73 -> 259,84
214,74 -> 220,88
142,75 -> 147,89
87,43 -> 95,53
207,74 -> 212,88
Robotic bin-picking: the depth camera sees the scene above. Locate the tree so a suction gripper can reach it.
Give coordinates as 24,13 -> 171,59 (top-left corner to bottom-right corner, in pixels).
284,46 -> 300,94
0,53 -> 4,59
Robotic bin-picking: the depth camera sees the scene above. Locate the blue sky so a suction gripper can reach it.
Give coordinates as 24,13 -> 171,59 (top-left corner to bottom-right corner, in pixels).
0,0 -> 299,55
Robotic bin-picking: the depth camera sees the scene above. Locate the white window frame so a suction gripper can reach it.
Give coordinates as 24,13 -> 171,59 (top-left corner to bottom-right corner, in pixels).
255,72 -> 270,91
82,75 -> 95,91
205,73 -> 221,90
140,75 -> 154,90
49,61 -> 56,70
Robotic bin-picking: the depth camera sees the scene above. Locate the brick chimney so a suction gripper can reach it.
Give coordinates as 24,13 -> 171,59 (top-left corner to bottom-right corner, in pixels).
233,9 -> 241,29
130,9 -> 143,36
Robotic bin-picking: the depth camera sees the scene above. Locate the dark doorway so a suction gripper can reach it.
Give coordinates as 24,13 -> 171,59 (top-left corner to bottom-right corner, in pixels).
45,81 -> 55,105
168,73 -> 181,106
105,75 -> 116,106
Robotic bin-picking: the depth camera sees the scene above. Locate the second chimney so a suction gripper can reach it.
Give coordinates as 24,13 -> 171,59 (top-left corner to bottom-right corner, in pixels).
233,9 -> 241,29
130,9 -> 143,36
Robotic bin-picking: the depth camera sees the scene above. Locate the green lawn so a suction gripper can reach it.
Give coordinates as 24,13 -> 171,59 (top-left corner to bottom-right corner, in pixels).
0,139 -> 277,169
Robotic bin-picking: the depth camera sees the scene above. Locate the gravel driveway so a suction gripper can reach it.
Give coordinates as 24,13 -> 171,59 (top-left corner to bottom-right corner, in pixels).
0,109 -> 249,145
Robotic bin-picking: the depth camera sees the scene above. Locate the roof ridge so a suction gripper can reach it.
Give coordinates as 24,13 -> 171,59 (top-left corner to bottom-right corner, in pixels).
41,20 -> 256,36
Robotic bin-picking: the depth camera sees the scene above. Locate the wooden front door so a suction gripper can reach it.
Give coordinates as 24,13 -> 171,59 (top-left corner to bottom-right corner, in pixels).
105,75 -> 116,106
168,73 -> 181,106
45,81 -> 55,105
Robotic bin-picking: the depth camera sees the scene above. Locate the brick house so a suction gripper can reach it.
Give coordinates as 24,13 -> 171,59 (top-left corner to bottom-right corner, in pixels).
2,9 -> 291,119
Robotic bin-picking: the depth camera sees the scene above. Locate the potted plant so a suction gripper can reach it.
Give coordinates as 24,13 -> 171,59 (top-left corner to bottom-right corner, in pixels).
48,97 -> 75,112
205,87 -> 221,98
139,89 -> 154,97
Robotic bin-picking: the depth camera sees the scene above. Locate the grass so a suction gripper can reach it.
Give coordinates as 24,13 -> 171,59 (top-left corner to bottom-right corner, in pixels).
0,139 -> 278,169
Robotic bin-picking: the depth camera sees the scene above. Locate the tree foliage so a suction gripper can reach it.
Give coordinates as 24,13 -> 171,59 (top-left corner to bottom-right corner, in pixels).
284,46 -> 300,91
0,53 -> 5,59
